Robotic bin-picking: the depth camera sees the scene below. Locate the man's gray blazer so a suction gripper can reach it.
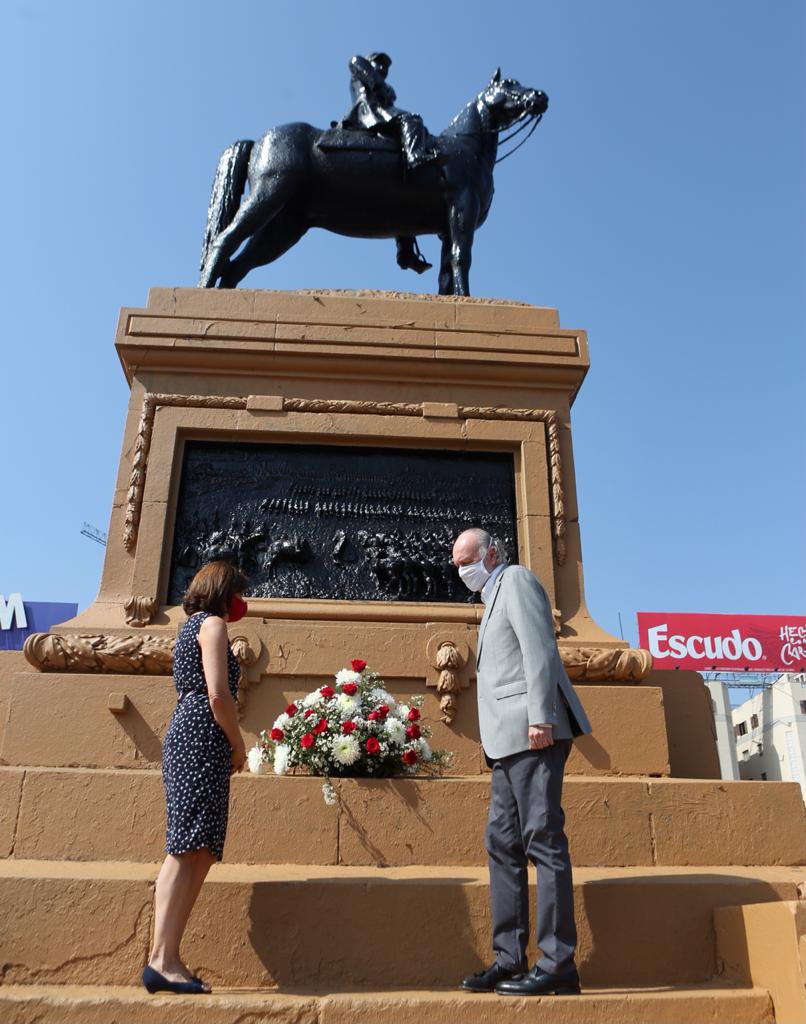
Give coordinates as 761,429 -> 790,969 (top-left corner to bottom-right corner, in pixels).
476,565 -> 592,760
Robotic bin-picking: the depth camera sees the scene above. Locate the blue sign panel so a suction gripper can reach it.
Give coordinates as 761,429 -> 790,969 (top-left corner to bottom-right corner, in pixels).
0,599 -> 78,651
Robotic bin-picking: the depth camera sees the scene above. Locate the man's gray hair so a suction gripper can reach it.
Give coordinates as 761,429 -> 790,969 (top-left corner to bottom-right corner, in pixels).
466,527 -> 503,559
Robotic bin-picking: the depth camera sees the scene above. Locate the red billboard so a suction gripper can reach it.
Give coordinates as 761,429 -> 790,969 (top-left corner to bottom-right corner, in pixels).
637,612 -> 806,672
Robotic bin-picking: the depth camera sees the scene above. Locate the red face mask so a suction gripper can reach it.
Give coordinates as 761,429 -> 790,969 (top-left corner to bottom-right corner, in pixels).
228,595 -> 248,623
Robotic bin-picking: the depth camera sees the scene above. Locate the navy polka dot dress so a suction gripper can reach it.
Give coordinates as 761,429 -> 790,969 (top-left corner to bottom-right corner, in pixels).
162,612 -> 240,861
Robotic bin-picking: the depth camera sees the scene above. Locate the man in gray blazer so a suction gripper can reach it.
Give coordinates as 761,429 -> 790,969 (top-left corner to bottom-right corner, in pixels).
453,527 -> 592,997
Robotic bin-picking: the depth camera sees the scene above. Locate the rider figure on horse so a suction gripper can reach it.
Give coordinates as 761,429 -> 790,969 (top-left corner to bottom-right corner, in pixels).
341,52 -> 437,275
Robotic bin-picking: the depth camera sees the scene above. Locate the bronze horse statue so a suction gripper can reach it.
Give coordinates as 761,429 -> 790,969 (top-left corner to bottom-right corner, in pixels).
199,70 -> 547,296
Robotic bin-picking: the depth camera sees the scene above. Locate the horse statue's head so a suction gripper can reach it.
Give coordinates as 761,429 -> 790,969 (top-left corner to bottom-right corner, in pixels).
479,68 -> 548,131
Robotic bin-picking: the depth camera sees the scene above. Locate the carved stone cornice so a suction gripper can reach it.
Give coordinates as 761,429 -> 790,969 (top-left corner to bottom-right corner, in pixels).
123,595 -> 158,627
559,646 -> 653,682
122,391 -> 567,567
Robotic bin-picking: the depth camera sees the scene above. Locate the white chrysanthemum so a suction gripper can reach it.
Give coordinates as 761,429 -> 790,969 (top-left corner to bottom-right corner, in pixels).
393,703 -> 410,720
384,718 -> 406,745
371,688 -> 394,705
302,690 -> 322,707
273,744 -> 291,776
336,669 -> 362,686
247,745 -> 266,774
272,712 -> 290,731
332,734 -> 360,766
418,739 -> 434,762
336,692 -> 361,718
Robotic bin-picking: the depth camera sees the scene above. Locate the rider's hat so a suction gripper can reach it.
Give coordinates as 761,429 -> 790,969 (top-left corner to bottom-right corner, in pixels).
368,52 -> 392,73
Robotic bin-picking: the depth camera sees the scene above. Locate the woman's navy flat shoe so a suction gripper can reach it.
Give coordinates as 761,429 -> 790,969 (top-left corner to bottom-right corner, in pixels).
141,964 -> 207,994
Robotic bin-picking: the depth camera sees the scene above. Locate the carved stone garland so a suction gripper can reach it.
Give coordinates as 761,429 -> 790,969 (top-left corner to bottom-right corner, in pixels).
23,631 -> 652,693
122,393 -> 567,565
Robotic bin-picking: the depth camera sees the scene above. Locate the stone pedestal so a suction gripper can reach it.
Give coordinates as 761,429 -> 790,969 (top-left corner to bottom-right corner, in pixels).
41,289 -> 656,762
2,289 -> 804,1022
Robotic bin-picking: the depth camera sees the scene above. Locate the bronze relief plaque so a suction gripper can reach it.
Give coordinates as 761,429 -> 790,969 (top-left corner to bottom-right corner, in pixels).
167,441 -> 518,604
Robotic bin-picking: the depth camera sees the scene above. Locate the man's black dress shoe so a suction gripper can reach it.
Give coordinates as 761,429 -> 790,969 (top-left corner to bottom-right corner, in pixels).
460,961 -> 524,992
495,963 -> 581,996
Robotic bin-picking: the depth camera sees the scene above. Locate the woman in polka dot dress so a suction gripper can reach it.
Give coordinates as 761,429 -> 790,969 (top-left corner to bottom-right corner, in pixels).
142,560 -> 248,996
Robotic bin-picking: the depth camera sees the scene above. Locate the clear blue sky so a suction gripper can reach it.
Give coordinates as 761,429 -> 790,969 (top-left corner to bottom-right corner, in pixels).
1,0 -> 803,646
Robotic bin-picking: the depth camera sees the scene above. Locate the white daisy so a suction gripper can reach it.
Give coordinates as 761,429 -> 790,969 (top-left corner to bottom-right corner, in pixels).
272,744 -> 291,775
332,734 -> 360,766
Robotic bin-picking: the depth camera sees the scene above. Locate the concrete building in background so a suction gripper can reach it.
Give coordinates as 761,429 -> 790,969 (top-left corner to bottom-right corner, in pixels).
705,680 -> 741,780
731,674 -> 806,801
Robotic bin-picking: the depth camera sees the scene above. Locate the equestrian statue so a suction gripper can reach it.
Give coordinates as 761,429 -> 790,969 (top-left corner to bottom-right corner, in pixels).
199,54 -> 548,296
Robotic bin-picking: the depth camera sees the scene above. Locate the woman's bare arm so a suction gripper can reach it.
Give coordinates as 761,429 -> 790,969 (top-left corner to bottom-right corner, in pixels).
199,616 -> 245,768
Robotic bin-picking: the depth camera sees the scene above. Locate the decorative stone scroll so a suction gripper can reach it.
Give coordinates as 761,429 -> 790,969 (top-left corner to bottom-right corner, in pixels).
559,646 -> 653,682
123,595 -> 158,627
122,392 -> 568,566
434,641 -> 463,724
425,632 -> 471,725
230,635 -> 261,718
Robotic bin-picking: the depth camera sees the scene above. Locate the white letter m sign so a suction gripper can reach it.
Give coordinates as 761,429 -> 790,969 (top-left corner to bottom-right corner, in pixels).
0,594 -> 27,631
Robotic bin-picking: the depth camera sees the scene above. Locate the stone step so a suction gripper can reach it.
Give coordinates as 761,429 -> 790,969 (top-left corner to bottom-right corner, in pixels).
0,672 -> 671,777
0,983 -> 775,1024
0,860 -> 802,989
2,767 -> 804,868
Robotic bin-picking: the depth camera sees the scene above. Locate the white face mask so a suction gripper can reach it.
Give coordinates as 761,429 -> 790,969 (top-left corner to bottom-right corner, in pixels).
458,551 -> 491,592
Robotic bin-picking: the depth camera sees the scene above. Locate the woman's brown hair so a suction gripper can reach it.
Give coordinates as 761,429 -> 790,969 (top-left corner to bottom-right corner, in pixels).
182,561 -> 248,618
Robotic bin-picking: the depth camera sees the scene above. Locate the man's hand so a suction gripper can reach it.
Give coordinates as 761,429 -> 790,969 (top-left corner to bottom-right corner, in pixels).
529,724 -> 554,750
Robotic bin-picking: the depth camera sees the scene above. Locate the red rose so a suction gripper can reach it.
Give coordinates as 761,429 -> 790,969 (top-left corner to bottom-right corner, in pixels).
304,708 -> 314,718
313,718 -> 328,735
378,704 -> 390,718
402,749 -> 418,766
320,686 -> 335,699
351,659 -> 367,673
366,736 -> 380,755
270,728 -> 284,741
300,733 -> 315,749
406,723 -> 421,741
341,682 -> 358,696
407,708 -> 420,722
342,721 -> 357,734
286,704 -> 298,716
368,711 -> 379,721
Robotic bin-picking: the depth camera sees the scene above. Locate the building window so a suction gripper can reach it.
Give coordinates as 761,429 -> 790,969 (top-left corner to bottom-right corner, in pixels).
750,714 -> 759,729
735,722 -> 748,737
800,701 -> 806,714
742,749 -> 750,761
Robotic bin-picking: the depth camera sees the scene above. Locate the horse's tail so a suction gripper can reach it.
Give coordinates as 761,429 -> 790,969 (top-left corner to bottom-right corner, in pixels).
199,140 -> 254,272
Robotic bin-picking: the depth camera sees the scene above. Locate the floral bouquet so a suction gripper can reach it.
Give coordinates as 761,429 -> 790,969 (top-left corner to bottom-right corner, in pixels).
247,659 -> 451,803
